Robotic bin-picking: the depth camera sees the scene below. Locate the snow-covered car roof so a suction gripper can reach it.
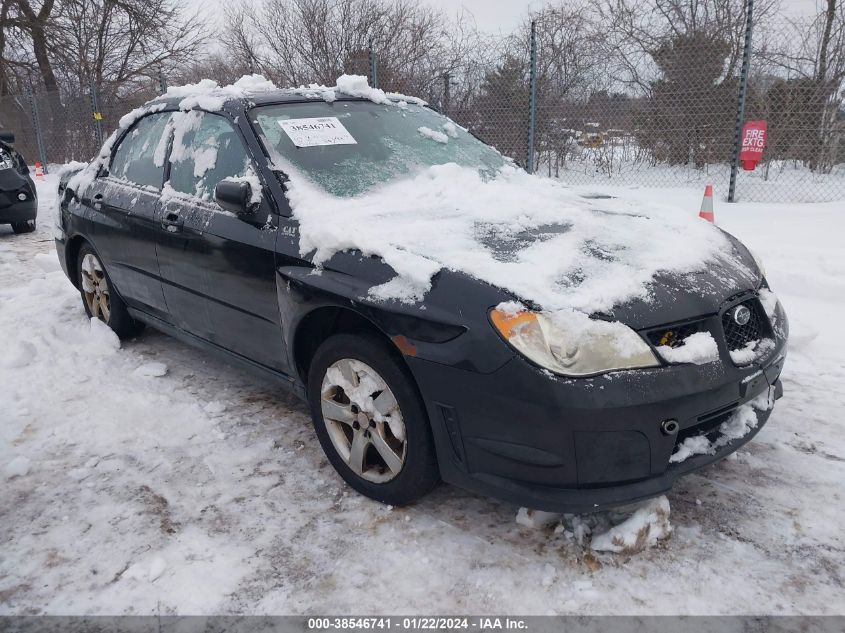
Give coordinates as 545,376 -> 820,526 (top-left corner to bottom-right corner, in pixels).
145,74 -> 427,113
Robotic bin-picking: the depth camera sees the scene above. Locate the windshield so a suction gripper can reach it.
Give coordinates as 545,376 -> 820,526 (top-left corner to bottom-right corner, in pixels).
252,100 -> 505,197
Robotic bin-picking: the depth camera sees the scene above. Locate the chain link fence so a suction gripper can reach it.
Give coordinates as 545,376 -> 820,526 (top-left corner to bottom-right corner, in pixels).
435,14 -> 845,203
0,86 -> 157,174
1,11 -> 842,203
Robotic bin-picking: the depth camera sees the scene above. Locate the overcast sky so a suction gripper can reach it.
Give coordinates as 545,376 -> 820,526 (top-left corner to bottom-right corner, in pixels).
428,0 -> 819,33
194,0 -> 821,33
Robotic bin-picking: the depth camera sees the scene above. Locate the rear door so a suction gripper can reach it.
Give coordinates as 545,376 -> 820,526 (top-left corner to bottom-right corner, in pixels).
156,111 -> 285,371
87,112 -> 172,319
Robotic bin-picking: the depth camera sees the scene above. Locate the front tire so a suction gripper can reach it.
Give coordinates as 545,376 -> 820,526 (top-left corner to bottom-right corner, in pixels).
76,244 -> 143,339
11,219 -> 36,234
307,333 -> 440,506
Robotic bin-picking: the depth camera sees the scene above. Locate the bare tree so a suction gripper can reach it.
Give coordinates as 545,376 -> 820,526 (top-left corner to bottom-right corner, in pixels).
596,0 -> 779,92
222,0 -> 484,99
50,0 -> 208,98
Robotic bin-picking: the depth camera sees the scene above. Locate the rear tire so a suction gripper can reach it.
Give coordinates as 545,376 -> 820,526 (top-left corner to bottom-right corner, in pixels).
11,219 -> 35,234
307,333 -> 440,506
76,243 -> 143,339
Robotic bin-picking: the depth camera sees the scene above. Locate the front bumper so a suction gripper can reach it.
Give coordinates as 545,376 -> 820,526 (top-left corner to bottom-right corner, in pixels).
409,337 -> 786,513
0,198 -> 37,224
0,169 -> 37,224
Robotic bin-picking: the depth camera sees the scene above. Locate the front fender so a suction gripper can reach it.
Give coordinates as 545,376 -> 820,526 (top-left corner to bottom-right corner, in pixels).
277,262 -> 515,375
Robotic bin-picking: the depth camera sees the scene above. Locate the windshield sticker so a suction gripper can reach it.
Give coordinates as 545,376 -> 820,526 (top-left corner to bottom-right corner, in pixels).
277,117 -> 357,147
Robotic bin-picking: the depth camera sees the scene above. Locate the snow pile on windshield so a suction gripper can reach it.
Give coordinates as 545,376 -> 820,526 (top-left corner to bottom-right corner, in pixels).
418,126 -> 450,144
284,160 -> 754,317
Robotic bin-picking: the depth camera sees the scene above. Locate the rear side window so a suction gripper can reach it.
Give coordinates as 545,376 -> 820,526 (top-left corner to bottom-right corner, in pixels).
110,113 -> 171,189
167,112 -> 252,202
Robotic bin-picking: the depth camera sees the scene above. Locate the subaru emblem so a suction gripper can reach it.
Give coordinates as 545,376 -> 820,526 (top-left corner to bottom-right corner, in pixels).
733,305 -> 751,326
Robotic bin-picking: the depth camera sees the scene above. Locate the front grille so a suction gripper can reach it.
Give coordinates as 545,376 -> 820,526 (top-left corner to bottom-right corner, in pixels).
647,319 -> 707,348
722,299 -> 766,351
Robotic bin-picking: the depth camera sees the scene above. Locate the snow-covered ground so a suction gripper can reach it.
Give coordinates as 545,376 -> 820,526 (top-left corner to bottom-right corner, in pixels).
540,147 -> 845,204
1,173 -> 844,615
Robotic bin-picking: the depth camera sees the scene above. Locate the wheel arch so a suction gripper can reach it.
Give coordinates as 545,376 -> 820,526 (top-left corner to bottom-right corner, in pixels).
292,305 -> 412,386
65,234 -> 90,289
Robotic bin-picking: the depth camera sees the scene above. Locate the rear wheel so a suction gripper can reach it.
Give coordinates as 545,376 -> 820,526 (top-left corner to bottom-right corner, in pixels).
77,244 -> 143,338
11,219 -> 35,234
307,333 -> 439,506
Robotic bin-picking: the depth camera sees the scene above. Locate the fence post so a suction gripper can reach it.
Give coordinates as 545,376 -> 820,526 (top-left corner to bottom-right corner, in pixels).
368,39 -> 378,89
28,92 -> 49,174
442,72 -> 451,115
89,78 -> 104,148
158,67 -> 168,95
526,19 -> 538,174
728,0 -> 754,202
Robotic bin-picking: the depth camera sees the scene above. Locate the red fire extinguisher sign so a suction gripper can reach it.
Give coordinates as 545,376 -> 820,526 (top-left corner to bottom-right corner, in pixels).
739,120 -> 767,171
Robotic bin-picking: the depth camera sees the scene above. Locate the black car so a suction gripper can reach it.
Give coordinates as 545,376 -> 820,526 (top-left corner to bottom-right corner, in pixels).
55,83 -> 788,512
0,131 -> 37,234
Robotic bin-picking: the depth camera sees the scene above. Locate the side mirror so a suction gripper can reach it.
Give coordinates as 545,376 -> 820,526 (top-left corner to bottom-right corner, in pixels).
214,179 -> 255,216
0,130 -> 14,145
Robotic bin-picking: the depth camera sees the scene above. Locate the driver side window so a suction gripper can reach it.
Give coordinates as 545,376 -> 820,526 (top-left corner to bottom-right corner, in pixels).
167,112 -> 253,203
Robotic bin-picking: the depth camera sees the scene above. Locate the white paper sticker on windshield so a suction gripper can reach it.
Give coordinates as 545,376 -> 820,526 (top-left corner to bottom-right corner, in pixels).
277,117 -> 357,147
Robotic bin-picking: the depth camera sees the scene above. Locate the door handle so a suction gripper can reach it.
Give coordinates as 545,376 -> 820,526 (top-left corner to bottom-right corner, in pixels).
93,193 -> 103,210
161,211 -> 184,233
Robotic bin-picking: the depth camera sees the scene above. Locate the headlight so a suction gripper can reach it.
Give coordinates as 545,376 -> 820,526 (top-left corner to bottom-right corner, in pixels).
0,149 -> 14,171
490,306 -> 659,377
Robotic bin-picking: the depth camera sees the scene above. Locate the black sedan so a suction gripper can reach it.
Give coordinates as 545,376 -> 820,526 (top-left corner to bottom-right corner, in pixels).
55,82 -> 788,512
0,131 -> 37,234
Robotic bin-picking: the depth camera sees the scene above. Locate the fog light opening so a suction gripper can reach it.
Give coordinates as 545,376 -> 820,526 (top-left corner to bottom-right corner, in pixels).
661,419 -> 680,436
17,192 -> 27,201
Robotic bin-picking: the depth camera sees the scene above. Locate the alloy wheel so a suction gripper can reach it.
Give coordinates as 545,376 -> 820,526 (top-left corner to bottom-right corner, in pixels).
320,358 -> 407,483
80,253 -> 111,322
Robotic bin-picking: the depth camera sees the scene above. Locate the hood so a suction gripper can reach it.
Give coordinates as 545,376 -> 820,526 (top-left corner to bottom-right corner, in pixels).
476,220 -> 760,329
286,162 -> 759,327
604,230 -> 760,328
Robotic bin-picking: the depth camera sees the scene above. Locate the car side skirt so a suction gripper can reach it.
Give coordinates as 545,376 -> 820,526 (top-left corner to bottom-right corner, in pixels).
127,308 -> 306,400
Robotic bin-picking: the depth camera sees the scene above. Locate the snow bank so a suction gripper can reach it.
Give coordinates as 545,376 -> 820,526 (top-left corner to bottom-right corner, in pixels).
516,495 -> 672,555
88,317 -> 121,354
656,331 -> 719,365
590,496 -> 672,554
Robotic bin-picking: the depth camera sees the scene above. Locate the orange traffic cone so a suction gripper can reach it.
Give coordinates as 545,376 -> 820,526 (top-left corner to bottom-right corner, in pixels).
699,184 -> 714,223
34,161 -> 44,179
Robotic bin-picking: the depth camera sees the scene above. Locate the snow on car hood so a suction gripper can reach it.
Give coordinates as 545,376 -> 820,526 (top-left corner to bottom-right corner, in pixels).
285,162 -> 757,320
